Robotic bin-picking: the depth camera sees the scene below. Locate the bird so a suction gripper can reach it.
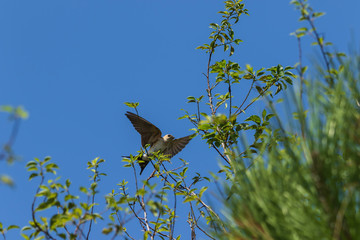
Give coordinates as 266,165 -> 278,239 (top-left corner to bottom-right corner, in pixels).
124,111 -> 194,175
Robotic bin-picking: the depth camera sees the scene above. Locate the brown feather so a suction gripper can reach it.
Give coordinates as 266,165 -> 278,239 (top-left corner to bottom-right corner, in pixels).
163,134 -> 194,158
125,111 -> 162,147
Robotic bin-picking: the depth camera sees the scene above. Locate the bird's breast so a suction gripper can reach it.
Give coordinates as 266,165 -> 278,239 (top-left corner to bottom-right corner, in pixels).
148,139 -> 167,153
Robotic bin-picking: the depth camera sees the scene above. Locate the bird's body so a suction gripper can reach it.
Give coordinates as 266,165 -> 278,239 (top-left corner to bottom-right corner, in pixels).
148,137 -> 166,154
140,136 -> 167,160
125,111 -> 193,175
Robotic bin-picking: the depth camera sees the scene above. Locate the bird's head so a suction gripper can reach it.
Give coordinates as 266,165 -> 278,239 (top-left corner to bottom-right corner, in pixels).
163,134 -> 175,142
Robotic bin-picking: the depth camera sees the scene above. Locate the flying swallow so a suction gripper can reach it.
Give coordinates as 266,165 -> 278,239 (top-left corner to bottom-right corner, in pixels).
125,111 -> 194,175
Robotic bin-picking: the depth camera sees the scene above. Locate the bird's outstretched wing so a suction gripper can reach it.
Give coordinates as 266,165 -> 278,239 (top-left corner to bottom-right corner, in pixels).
163,134 -> 195,158
125,111 -> 162,147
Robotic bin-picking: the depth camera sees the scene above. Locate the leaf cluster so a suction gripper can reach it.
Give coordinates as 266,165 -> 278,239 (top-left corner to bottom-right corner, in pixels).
21,157 -> 105,240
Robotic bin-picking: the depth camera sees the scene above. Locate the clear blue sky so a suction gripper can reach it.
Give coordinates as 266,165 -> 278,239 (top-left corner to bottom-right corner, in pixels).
1,0 -> 359,239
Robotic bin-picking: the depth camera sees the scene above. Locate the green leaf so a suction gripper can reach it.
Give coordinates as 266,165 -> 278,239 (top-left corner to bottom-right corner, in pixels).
124,102 -> 139,109
311,41 -> 318,46
198,122 -> 212,130
242,74 -> 253,80
283,76 -> 293,84
265,114 -> 276,121
262,109 -> 267,119
65,194 -> 79,201
57,233 -> 66,239
36,202 -> 52,212
21,233 -> 30,240
297,27 -> 308,32
21,226 -> 31,231
66,179 -> 71,188
245,115 -> 261,124
0,175 -> 14,187
183,195 -> 197,203
245,64 -> 253,72
199,187 -> 208,198
275,84 -> 282,95
80,186 -> 88,194
301,66 -> 308,75
80,202 -> 90,211
259,75 -> 271,81
230,46 -> 235,56
0,105 -> 14,113
284,71 -> 295,77
312,12 -> 325,18
29,173 -> 38,180
102,227 -> 113,235
136,188 -> 147,196
7,225 -> 20,230
217,35 -> 225,44
15,106 -> 29,119
26,161 -> 37,168
234,39 -> 243,44
187,96 -> 196,103
209,23 -> 219,29
336,52 -> 346,58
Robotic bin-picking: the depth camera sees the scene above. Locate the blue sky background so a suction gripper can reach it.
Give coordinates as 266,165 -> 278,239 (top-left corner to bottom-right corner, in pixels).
1,0 -> 359,239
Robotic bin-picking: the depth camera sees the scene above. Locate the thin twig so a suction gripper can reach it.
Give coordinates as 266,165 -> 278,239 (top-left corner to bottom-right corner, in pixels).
228,79 -> 232,117
141,197 -> 150,234
122,229 -> 136,240
132,162 -> 139,195
74,219 -> 87,239
121,187 -> 147,232
140,156 -> 227,236
197,101 -> 201,122
31,169 -> 56,240
196,222 -> 216,239
169,188 -> 177,240
298,0 -> 332,85
182,175 -> 226,233
189,201 -> 216,240
154,161 -> 226,232
206,49 -> 215,115
296,37 -> 307,139
86,167 -> 99,240
297,37 -> 304,101
188,215 -> 196,240
110,231 -> 118,240
0,118 -> 21,161
235,80 -> 278,116
307,18 -> 331,75
194,126 -> 229,163
238,79 -> 255,110
212,142 -> 229,164
151,176 -> 167,239
120,183 -> 173,239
